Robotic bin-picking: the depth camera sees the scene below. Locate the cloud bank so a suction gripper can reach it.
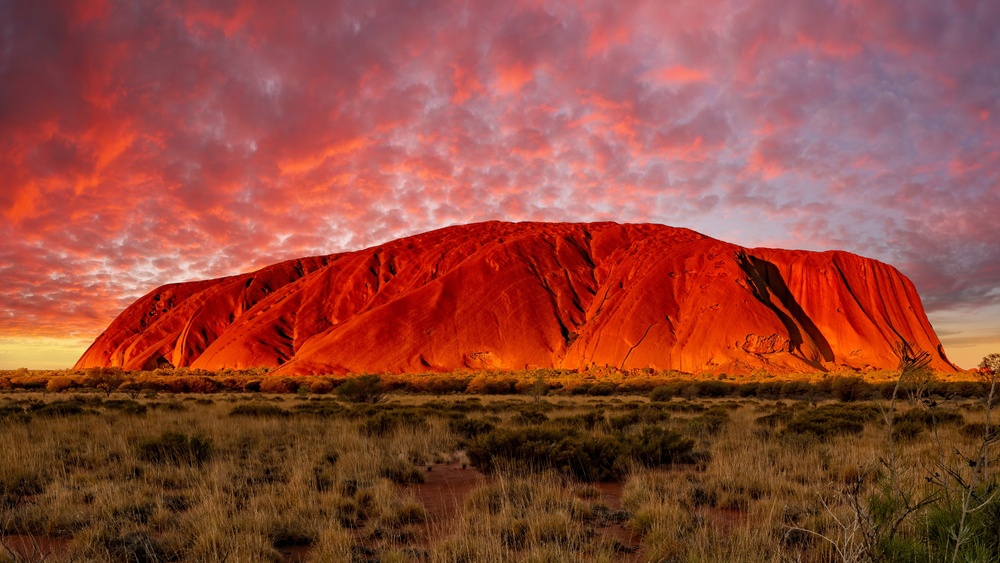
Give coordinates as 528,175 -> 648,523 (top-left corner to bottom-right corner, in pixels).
2,0 -> 998,367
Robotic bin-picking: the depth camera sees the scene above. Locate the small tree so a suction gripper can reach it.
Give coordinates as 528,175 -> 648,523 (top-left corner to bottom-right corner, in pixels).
119,377 -> 145,399
976,353 -> 1000,474
87,367 -> 127,397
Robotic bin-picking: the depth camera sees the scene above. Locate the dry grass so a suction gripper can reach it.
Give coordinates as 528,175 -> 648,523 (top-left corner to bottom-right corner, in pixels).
0,387 -> 995,562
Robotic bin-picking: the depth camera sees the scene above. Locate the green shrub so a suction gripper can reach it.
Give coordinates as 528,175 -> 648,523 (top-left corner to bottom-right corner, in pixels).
448,417 -> 495,439
292,401 -> 344,417
659,401 -> 706,413
625,426 -> 701,467
829,376 -> 873,402
336,374 -> 387,404
137,431 -> 213,466
102,399 -> 148,415
648,386 -> 674,402
782,404 -> 880,439
891,408 -> 964,440
923,485 -> 1000,560
607,412 -> 642,431
468,423 -> 702,482
587,382 -> 618,396
229,403 -> 290,417
688,380 -> 734,398
755,409 -> 794,428
360,411 -> 428,437
556,410 -> 606,430
896,408 -> 963,427
687,406 -> 731,436
31,400 -> 90,417
148,401 -> 188,412
467,427 -> 624,481
512,410 -> 548,425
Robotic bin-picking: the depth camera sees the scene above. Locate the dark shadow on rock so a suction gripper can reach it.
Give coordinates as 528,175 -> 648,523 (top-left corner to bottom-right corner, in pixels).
735,251 -> 834,369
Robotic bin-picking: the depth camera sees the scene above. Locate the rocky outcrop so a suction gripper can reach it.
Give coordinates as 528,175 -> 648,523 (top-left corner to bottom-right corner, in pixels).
75,221 -> 957,375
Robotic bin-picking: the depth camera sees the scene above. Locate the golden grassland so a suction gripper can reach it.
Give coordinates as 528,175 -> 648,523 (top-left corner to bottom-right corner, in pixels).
1,367 -> 999,562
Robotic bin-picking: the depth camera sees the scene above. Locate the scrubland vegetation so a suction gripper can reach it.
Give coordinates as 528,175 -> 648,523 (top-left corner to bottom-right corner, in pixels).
1,357 -> 999,561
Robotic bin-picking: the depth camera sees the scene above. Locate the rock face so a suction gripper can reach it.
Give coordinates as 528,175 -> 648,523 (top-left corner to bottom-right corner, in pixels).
75,221 -> 957,375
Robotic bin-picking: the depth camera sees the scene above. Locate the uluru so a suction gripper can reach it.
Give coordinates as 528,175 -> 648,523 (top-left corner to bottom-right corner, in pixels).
75,221 -> 956,376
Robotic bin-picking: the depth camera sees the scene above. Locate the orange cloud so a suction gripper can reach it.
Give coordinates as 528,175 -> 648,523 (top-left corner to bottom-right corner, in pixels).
0,0 -> 998,370
646,65 -> 709,84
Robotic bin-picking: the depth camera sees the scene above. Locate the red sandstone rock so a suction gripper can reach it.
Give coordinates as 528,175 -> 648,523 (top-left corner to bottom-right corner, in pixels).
74,221 -> 957,374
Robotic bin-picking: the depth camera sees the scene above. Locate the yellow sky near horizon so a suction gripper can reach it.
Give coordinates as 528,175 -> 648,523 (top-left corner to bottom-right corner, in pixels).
0,337 -> 93,371
2,329 -> 996,373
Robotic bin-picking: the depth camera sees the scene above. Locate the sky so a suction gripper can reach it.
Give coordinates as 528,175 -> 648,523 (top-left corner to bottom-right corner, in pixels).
1,0 -> 998,371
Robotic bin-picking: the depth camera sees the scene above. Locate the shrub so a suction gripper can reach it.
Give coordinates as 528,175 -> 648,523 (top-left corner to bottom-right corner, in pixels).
779,381 -> 816,400
360,411 -> 428,437
421,376 -> 472,395
960,423 -> 1000,440
0,469 -> 46,508
260,377 -> 298,394
309,378 -> 336,394
102,399 -> 148,416
292,401 -> 344,417
659,401 -> 706,413
782,404 -> 880,439
45,376 -> 75,393
229,403 -> 290,417
185,376 -> 220,394
512,410 -> 549,425
756,409 -> 794,428
649,386 -> 675,402
625,426 -> 701,467
587,382 -> 619,396
607,412 -> 642,431
379,458 -> 425,485
924,484 -> 1000,560
556,410 -> 606,430
336,374 -> 387,404
448,417 -> 496,439
690,380 -> 735,398
0,404 -> 30,423
687,406 -> 731,436
890,408 -> 964,440
137,431 -> 213,466
467,427 -> 625,481
466,422 -> 700,482
830,376 -> 872,402
467,374 -> 519,395
31,400 -> 89,417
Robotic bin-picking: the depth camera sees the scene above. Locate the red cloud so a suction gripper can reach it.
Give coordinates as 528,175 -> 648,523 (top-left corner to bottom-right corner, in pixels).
0,0 -> 997,370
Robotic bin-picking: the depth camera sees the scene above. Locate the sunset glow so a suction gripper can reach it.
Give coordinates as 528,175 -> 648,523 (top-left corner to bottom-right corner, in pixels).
2,0 -> 998,369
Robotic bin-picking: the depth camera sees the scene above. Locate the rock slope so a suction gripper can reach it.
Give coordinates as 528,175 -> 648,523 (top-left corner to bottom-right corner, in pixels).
75,221 -> 957,374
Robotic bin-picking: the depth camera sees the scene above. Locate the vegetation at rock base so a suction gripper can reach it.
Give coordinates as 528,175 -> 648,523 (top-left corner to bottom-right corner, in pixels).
1,354 -> 998,561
